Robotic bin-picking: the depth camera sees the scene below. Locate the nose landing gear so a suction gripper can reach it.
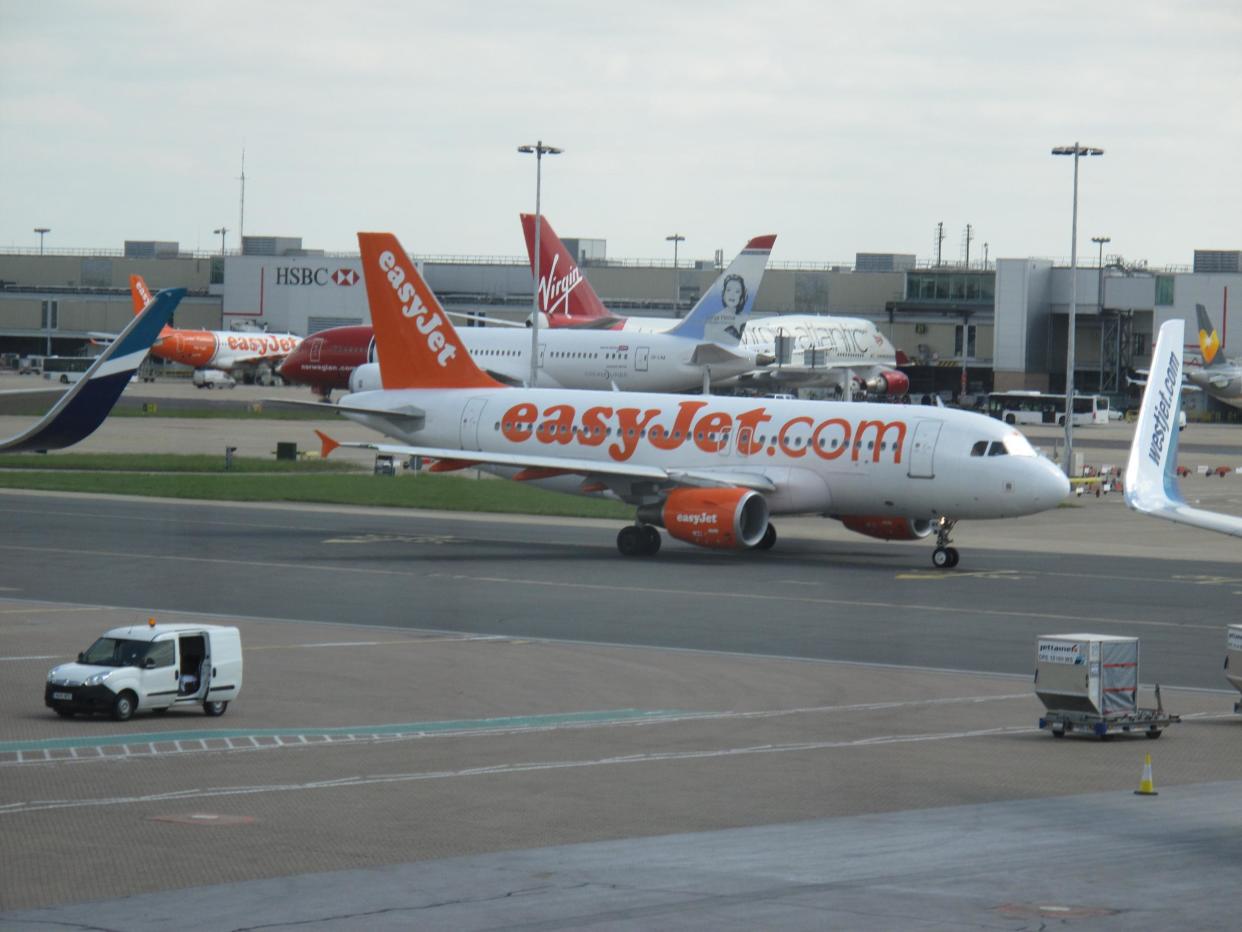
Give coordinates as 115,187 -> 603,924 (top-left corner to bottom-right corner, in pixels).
932,517 -> 959,568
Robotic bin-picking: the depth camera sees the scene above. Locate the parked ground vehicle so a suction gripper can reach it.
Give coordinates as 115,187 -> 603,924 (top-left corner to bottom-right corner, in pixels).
45,622 -> 243,721
192,369 -> 237,389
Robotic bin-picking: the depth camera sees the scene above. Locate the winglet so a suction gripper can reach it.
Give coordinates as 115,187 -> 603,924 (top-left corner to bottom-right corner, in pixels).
355,233 -> 503,391
315,430 -> 340,459
1125,319 -> 1185,513
668,234 -> 776,344
0,288 -> 184,453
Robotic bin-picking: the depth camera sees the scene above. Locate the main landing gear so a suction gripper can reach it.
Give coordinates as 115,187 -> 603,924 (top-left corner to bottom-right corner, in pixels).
931,517 -> 959,569
617,524 -> 661,557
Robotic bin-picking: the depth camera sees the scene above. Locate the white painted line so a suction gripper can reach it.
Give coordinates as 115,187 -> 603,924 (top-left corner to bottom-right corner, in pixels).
0,654 -> 61,661
0,725 -> 1040,815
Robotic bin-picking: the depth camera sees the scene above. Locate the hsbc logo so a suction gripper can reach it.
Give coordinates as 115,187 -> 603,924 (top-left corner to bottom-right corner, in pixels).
274,267 -> 359,286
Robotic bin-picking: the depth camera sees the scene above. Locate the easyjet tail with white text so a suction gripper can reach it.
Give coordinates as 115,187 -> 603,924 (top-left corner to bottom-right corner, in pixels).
323,231 -> 1069,565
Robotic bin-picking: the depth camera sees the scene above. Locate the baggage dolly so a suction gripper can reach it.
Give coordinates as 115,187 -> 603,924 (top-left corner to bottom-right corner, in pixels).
1039,685 -> 1180,740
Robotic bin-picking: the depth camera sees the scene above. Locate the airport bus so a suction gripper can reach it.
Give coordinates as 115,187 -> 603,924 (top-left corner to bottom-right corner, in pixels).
986,391 -> 1110,427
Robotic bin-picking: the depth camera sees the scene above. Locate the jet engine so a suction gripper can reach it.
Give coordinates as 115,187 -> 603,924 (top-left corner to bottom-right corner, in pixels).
861,369 -> 910,397
637,487 -> 770,550
839,516 -> 933,541
525,311 -> 551,329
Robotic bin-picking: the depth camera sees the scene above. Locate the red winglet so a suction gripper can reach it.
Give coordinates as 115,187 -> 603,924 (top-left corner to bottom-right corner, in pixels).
315,430 -> 340,459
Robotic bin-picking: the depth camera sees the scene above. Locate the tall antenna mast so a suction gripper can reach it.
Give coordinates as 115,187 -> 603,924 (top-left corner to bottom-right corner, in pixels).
237,148 -> 246,248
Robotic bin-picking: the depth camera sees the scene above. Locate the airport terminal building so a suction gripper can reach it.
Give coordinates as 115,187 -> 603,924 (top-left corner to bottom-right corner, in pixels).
1,237 -> 1238,415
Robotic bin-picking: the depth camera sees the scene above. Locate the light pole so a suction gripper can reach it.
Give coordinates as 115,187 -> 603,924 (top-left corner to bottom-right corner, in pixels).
1051,142 -> 1104,477
517,140 -> 563,386
666,234 -> 685,315
213,226 -> 229,255
33,227 -> 50,255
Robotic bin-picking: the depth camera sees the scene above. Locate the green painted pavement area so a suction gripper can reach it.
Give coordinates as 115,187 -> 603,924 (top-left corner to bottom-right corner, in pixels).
0,708 -> 687,754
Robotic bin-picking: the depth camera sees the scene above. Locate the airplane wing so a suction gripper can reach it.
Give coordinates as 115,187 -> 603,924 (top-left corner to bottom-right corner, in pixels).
314,431 -> 776,495
688,343 -> 757,367
0,289 -> 184,453
1123,319 -> 1242,537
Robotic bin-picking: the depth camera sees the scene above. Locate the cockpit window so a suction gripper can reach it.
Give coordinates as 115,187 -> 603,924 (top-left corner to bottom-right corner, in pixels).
1002,430 -> 1038,457
987,441 -> 1007,456
970,441 -> 988,457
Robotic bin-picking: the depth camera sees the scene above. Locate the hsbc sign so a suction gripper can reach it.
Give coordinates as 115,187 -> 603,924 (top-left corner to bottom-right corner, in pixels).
274,267 -> 359,286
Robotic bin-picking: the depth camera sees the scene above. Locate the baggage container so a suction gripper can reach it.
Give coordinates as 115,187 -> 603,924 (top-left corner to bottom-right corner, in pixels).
1035,634 -> 1179,739
1227,625 -> 1242,713
1034,633 -> 1138,717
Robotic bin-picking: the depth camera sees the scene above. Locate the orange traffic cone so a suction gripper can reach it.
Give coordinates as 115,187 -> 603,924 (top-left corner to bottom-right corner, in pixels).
1134,753 -> 1158,796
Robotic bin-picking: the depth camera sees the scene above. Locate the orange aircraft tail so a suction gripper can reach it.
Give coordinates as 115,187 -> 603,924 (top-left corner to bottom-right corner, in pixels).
355,233 -> 503,391
129,275 -> 174,335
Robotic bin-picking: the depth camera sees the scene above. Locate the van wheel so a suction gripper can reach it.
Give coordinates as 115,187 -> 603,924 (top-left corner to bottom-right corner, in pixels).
203,700 -> 228,717
111,691 -> 136,722
55,708 -> 75,718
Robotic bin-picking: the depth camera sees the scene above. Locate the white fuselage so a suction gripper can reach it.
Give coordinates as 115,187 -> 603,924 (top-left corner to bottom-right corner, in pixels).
352,326 -> 757,393
338,387 -> 1069,520
604,313 -> 896,387
1186,363 -> 1242,410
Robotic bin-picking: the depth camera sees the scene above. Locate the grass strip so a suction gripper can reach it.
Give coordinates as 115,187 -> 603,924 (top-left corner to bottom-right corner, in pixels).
0,471 -> 634,519
0,453 -> 358,473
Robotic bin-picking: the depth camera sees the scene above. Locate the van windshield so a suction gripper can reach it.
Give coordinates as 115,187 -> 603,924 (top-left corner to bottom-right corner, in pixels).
81,637 -> 155,667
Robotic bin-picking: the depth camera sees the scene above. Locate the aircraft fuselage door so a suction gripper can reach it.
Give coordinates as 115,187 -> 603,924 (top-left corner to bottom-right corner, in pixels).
459,397 -> 489,451
907,420 -> 941,479
635,347 -> 649,372
308,337 -> 323,364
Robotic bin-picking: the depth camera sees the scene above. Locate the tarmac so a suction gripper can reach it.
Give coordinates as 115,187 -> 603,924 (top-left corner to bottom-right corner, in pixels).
1,380 -> 1241,929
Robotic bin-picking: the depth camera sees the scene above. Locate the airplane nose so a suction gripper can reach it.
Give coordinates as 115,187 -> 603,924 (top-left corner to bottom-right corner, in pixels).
1041,461 -> 1071,503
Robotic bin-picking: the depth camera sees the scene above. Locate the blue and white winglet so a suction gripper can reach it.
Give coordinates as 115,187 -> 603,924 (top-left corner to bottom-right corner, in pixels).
1123,318 -> 1242,537
0,288 -> 184,453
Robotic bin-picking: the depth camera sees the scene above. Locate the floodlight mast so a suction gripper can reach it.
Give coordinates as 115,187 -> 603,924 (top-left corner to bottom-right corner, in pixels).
517,141 -> 563,386
1051,143 -> 1105,477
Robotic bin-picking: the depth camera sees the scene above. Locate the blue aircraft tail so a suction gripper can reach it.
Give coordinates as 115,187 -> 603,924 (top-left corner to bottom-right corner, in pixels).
0,288 -> 184,453
667,235 -> 776,344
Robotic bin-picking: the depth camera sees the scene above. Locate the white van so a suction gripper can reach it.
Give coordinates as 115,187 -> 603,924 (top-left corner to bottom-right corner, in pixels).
193,369 -> 236,389
45,622 -> 243,721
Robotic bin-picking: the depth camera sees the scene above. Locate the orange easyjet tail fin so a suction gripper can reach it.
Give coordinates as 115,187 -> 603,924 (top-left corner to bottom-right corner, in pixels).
314,430 -> 340,459
356,233 -> 503,390
130,274 -> 174,336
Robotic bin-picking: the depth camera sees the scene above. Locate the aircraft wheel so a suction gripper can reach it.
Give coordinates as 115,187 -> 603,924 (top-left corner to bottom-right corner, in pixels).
932,547 -> 952,569
640,525 -> 661,555
945,547 -> 960,568
617,526 -> 643,557
755,523 -> 777,551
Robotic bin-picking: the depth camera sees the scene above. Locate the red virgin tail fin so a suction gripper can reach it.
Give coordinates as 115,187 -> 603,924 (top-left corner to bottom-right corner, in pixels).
356,233 -> 503,391
519,213 -> 613,324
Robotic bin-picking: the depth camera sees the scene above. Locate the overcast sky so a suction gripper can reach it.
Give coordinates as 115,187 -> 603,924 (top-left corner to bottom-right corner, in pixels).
2,1 -> 1238,267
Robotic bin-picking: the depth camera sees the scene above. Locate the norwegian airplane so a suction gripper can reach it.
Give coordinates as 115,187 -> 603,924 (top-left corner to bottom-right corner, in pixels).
1124,318 -> 1242,537
519,213 -> 909,398
279,236 -> 775,396
314,232 -> 1069,566
129,275 -> 303,384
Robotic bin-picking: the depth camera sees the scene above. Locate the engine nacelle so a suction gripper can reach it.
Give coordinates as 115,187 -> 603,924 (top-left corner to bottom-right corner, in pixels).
861,369 -> 910,397
348,362 -> 383,393
839,515 -> 933,541
525,311 -> 551,329
637,487 -> 770,550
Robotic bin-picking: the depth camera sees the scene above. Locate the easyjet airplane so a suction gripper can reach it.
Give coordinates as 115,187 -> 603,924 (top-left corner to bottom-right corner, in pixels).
313,232 -> 1068,565
129,275 -> 303,384
519,213 -> 909,398
279,235 -> 775,396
